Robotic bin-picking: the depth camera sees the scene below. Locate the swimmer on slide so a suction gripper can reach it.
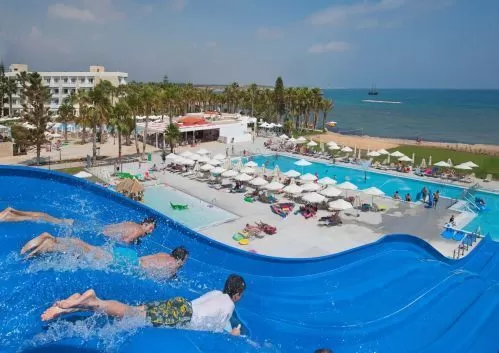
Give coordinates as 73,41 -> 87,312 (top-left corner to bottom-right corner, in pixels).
0,207 -> 73,224
20,232 -> 188,279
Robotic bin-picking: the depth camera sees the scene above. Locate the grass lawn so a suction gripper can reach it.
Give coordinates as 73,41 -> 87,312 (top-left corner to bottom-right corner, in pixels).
386,145 -> 499,180
56,167 -> 105,183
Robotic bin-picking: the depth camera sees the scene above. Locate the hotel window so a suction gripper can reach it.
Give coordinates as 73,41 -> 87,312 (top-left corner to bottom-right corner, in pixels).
89,78 -> 94,84
64,78 -> 68,84
54,78 -> 59,84
54,88 -> 59,94
70,89 -> 75,94
63,88 -> 68,94
45,78 -> 50,84
71,78 -> 76,84
52,99 -> 59,105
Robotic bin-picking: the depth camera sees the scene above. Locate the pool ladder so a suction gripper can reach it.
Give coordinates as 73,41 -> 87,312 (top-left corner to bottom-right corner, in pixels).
452,231 -> 481,259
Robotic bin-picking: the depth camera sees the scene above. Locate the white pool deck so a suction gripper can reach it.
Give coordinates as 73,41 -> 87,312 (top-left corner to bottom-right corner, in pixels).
88,138 -> 492,259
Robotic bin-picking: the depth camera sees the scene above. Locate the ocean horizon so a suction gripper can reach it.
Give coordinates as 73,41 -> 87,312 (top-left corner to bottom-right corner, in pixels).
322,89 -> 499,146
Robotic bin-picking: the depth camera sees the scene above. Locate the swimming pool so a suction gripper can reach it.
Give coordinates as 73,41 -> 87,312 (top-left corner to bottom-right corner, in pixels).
250,154 -> 499,237
143,185 -> 237,230
2,165 -> 499,353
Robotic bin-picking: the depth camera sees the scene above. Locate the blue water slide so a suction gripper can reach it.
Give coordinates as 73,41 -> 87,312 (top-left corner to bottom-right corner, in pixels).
1,166 -> 499,353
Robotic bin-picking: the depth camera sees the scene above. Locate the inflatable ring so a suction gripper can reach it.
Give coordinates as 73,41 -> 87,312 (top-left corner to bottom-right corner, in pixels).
233,233 -> 244,241
239,239 -> 250,245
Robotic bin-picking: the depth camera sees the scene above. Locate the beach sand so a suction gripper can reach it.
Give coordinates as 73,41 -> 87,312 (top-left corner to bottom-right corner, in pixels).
311,132 -> 499,155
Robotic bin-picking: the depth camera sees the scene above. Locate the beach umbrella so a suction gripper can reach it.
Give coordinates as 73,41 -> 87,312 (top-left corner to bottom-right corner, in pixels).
180,151 -> 194,158
207,158 -> 222,166
272,165 -> 280,178
196,148 -> 210,155
283,179 -> 303,195
210,166 -> 226,175
341,146 -> 353,153
221,178 -> 232,186
73,171 -> 93,178
221,169 -> 238,178
377,149 -> 389,155
463,161 -> 479,168
249,177 -> 268,187
357,148 -> 362,160
268,123 -> 276,129
361,186 -> 385,203
294,159 -> 312,167
173,157 -> 186,164
265,179 -> 284,191
223,158 -> 232,170
412,153 -> 415,163
260,165 -> 266,176
420,158 -> 427,169
328,199 -> 353,211
353,146 -> 357,157
447,158 -> 453,167
390,151 -> 405,158
327,141 -> 338,146
165,153 -> 178,159
181,158 -> 195,166
197,156 -> 211,163
337,181 -> 358,190
300,173 -> 318,182
284,169 -> 301,178
188,153 -> 202,161
234,159 -> 244,171
317,176 -> 337,185
275,123 -> 282,128
213,153 -> 226,160
193,163 -> 201,172
454,163 -> 472,170
302,192 -> 326,204
428,156 -> 432,166
398,156 -> 413,162
260,122 -> 269,128
279,134 -> 289,139
434,161 -> 451,167
288,137 -> 297,143
245,161 -> 258,167
296,136 -> 307,144
320,186 -> 342,198
367,151 -> 381,157
235,173 -> 253,182
387,154 -> 391,164
328,144 -> 341,151
201,163 -> 215,171
240,166 -> 256,174
307,140 -> 318,147
302,182 -> 322,192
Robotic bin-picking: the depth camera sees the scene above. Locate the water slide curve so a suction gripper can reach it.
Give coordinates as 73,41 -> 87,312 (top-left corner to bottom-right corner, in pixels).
1,165 -> 499,353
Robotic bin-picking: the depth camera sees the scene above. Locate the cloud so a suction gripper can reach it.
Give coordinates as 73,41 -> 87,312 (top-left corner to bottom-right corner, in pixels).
307,41 -> 353,54
47,1 -> 126,24
169,0 -> 187,11
205,41 -> 217,48
307,0 -> 405,27
256,27 -> 283,40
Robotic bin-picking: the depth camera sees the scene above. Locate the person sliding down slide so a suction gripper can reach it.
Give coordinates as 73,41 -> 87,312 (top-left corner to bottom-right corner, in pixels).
0,207 -> 73,225
41,274 -> 246,336
21,232 -> 188,279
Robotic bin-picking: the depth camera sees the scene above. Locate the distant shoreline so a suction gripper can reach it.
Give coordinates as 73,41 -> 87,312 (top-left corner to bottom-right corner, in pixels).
311,131 -> 499,156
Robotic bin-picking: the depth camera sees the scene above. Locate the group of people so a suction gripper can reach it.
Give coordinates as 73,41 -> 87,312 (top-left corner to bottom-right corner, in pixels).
392,191 -> 412,202
1,207 -> 246,336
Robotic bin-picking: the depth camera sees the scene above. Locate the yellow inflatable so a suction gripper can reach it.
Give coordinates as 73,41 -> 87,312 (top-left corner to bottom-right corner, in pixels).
238,239 -> 250,246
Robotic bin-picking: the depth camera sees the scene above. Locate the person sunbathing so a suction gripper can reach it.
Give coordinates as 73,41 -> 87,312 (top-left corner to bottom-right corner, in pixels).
0,207 -> 73,225
40,274 -> 246,337
102,217 -> 157,244
20,232 -> 188,279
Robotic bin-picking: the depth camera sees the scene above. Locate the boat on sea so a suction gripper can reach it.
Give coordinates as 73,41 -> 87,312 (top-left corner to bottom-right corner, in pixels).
326,121 -> 337,128
368,84 -> 379,96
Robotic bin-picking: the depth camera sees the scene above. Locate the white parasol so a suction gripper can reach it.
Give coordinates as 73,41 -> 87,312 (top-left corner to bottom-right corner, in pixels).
317,176 -> 337,185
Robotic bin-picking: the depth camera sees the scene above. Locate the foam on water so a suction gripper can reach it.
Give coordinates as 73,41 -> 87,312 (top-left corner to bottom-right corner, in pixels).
362,99 -> 402,104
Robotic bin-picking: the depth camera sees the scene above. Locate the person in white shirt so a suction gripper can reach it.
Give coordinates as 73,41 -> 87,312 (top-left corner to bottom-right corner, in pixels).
40,274 -> 246,336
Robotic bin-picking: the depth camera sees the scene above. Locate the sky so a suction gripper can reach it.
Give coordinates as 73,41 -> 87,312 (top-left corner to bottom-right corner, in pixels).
0,0 -> 498,88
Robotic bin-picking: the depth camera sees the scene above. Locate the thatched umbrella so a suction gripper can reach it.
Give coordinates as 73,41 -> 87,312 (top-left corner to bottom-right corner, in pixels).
116,179 -> 144,200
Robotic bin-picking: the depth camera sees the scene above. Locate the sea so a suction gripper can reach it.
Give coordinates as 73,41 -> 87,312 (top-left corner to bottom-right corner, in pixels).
321,89 -> 499,146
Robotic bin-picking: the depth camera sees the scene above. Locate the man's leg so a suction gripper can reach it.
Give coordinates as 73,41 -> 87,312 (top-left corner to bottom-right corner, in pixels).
41,289 -> 146,321
2,207 -> 72,224
21,232 -> 108,259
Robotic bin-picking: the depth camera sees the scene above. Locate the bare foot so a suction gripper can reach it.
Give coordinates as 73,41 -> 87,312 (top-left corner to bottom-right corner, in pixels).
41,290 -> 97,321
41,293 -> 82,321
21,233 -> 55,256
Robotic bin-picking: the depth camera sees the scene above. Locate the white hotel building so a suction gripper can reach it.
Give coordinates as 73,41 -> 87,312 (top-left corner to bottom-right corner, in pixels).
2,64 -> 128,116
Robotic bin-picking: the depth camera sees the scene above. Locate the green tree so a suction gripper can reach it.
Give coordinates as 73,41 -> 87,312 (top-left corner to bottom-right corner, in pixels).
124,84 -> 141,154
283,119 -> 294,135
56,95 -> 76,142
164,123 -> 180,153
274,77 -> 285,124
139,84 -> 156,157
310,88 -> 322,129
4,78 -> 18,118
321,99 -> 335,132
17,72 -> 52,165
108,100 -> 131,164
0,61 -> 5,118
247,83 -> 258,117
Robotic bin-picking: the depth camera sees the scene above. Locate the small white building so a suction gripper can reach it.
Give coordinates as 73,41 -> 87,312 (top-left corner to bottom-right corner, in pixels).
2,64 -> 128,116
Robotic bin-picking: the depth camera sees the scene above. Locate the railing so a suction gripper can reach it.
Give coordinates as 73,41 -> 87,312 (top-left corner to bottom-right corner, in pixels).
452,231 -> 481,259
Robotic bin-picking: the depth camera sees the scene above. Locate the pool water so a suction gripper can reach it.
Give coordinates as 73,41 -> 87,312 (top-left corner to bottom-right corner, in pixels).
143,185 -> 237,230
250,154 -> 499,238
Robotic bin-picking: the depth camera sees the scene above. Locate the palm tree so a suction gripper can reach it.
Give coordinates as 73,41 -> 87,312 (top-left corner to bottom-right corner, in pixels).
247,83 -> 258,117
310,88 -> 322,129
17,72 -> 52,164
108,100 -> 131,164
92,80 -> 113,144
140,85 -> 155,157
124,84 -> 141,154
321,99 -> 335,132
56,95 -> 76,142
4,78 -> 17,118
164,123 -> 180,153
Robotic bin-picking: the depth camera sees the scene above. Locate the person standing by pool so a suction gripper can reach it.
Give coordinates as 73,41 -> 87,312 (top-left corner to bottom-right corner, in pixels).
40,274 -> 246,336
20,232 -> 188,279
433,191 -> 440,208
421,187 -> 428,202
393,191 -> 401,200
